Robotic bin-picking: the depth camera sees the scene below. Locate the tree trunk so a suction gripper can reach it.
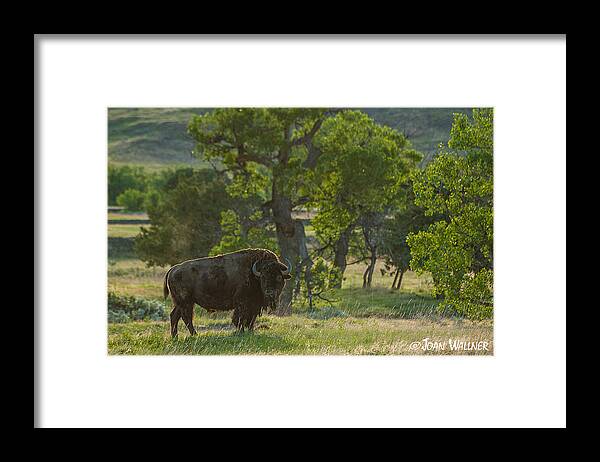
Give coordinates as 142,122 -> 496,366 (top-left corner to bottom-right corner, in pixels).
391,268 -> 400,289
365,248 -> 377,288
269,118 -> 322,314
296,220 -> 313,309
362,265 -> 369,288
332,226 -> 352,288
360,218 -> 379,289
271,125 -> 301,315
395,269 -> 405,291
271,187 -> 299,316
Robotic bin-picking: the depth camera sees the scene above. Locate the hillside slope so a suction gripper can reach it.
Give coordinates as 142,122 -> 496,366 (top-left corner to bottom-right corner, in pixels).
108,107 -> 473,166
362,108 -> 472,163
108,108 -> 210,165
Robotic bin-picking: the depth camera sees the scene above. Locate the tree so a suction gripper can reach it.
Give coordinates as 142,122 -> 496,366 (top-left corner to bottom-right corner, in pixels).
209,209 -> 278,257
108,164 -> 148,205
134,169 -> 249,267
116,188 -> 147,212
380,183 -> 436,290
407,108 -> 493,319
309,110 -> 421,288
357,211 -> 386,288
188,108 -> 331,314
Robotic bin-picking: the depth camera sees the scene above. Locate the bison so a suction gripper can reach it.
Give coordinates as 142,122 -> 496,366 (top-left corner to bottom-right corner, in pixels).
163,248 -> 291,337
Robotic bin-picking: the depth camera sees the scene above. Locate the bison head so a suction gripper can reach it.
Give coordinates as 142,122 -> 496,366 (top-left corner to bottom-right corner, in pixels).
252,257 -> 292,312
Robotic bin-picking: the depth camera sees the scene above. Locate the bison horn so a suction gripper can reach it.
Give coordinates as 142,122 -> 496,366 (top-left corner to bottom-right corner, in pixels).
252,261 -> 261,277
281,257 -> 292,276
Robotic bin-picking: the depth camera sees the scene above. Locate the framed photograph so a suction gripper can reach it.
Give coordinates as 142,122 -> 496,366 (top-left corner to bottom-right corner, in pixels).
35,35 -> 566,428
107,106 -> 494,356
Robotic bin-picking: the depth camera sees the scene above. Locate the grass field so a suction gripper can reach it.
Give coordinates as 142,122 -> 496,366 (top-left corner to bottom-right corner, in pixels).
108,224 -> 145,238
108,315 -> 492,355
108,254 -> 493,355
107,211 -> 148,238
108,211 -> 148,221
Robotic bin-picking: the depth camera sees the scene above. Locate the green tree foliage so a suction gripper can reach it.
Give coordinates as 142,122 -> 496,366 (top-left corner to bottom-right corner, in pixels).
407,109 -> 493,319
108,164 -> 148,205
380,183 -> 435,290
188,108 -> 327,205
188,108 -> 331,314
362,108 -> 473,162
109,164 -> 194,211
299,257 -> 339,310
310,110 -> 422,287
209,209 -> 278,256
134,169 -> 243,266
116,188 -> 147,212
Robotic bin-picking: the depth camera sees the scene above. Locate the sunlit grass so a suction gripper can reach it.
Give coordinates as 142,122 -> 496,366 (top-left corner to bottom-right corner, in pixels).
108,224 -> 144,238
107,257 -> 492,355
108,211 -> 149,221
108,315 -> 493,355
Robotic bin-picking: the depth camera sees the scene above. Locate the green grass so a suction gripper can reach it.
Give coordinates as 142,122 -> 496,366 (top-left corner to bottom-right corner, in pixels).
334,260 -> 435,298
108,258 -> 165,298
107,256 -> 493,355
108,315 -> 493,355
108,211 -> 149,221
107,211 -> 149,238
108,160 -> 205,174
108,224 -> 144,238
327,288 -> 441,319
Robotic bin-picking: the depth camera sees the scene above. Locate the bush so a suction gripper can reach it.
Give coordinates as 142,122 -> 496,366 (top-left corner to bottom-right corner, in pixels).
453,268 -> 493,320
108,164 -> 149,205
116,189 -> 147,212
135,169 -> 269,267
311,257 -> 339,296
108,291 -> 168,323
407,109 -> 493,320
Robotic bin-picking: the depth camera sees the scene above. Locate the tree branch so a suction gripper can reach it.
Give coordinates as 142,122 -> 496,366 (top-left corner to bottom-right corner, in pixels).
291,196 -> 311,209
315,293 -> 340,304
292,117 -> 325,147
303,142 -> 322,170
238,152 -> 274,167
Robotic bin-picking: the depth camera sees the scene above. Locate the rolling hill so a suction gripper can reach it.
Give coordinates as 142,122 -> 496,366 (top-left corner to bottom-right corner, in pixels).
108,107 -> 473,167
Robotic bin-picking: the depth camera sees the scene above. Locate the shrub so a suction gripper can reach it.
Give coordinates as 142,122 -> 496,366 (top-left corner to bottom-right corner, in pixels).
116,188 -> 147,212
107,291 -> 168,323
294,257 -> 340,310
135,169 -> 270,267
108,164 -> 149,205
311,257 -> 339,296
407,109 -> 493,320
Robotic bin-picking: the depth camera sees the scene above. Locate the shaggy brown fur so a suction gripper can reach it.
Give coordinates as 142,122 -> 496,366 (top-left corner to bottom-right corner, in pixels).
163,249 -> 291,337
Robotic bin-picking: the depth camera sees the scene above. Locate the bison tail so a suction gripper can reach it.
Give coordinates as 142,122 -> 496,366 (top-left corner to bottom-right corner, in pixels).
163,267 -> 172,300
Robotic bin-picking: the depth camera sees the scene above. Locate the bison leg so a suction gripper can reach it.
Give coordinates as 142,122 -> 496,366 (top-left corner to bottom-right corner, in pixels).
246,315 -> 257,331
244,306 -> 259,332
170,307 -> 181,338
232,306 -> 244,332
181,303 -> 197,336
